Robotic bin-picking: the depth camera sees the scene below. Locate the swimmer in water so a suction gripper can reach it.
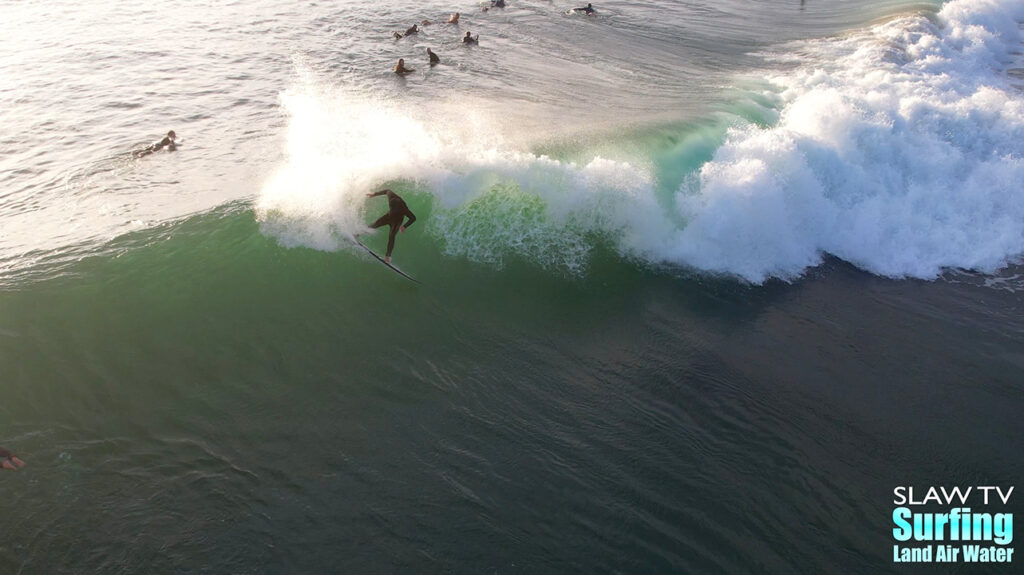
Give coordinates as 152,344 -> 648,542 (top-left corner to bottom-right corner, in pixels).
393,58 -> 414,74
364,189 -> 417,263
134,130 -> 177,157
572,3 -> 596,15
427,48 -> 440,65
0,446 -> 25,471
447,12 -> 460,24
463,31 -> 479,44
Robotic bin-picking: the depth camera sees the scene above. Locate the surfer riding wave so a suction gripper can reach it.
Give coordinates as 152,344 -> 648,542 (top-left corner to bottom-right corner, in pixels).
364,189 -> 416,263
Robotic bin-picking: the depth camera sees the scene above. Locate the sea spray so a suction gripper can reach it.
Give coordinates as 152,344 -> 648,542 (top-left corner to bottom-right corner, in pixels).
256,78 -> 674,273
256,82 -> 447,250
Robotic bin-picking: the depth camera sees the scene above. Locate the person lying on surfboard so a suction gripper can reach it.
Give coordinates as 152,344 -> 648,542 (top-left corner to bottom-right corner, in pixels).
364,189 -> 417,263
134,130 -> 177,157
0,446 -> 26,471
572,3 -> 596,15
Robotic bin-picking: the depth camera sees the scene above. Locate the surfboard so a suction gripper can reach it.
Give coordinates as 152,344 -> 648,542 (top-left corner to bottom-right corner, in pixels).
353,238 -> 422,284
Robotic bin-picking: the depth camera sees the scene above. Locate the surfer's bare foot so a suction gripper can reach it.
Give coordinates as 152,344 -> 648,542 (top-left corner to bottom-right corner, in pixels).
385,256 -> 391,264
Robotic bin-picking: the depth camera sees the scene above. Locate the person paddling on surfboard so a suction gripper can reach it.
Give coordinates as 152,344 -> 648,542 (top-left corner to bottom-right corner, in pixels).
0,446 -> 26,471
364,189 -> 417,264
134,130 -> 177,157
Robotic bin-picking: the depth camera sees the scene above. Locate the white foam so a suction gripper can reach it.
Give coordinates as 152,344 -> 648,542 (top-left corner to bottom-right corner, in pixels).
256,72 -> 673,271
665,0 -> 1024,281
255,80 -> 447,251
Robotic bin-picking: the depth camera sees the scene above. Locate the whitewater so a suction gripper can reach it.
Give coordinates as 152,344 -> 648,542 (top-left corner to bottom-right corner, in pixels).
254,0 -> 1024,282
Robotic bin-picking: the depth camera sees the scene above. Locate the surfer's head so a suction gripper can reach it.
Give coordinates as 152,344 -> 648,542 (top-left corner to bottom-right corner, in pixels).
167,130 -> 176,140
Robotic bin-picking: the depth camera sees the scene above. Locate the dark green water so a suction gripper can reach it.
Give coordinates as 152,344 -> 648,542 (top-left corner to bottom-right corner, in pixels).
1,207 -> 1021,573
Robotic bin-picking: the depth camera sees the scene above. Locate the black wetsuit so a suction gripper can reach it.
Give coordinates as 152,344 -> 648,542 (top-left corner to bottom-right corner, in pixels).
136,136 -> 175,157
368,190 -> 416,258
153,136 -> 175,151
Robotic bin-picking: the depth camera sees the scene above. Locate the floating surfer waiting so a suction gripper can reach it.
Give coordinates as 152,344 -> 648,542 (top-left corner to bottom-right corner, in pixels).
0,446 -> 25,471
463,31 -> 479,44
364,189 -> 417,263
426,48 -> 440,65
393,58 -> 414,74
572,3 -> 596,15
134,130 -> 177,157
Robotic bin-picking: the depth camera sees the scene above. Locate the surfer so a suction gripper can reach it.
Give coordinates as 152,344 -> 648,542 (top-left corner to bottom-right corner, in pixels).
463,31 -> 479,44
491,0 -> 506,7
447,12 -> 460,24
572,3 -> 596,15
393,58 -> 414,74
394,24 -> 418,38
365,189 -> 417,263
0,446 -> 25,471
427,48 -> 440,65
134,130 -> 177,157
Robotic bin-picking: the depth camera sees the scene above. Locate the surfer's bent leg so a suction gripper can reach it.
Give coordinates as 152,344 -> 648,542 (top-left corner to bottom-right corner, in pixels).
385,222 -> 401,258
370,213 -> 392,229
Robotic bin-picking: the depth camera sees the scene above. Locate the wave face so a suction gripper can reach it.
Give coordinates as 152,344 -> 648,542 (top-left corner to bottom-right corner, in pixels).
259,0 -> 1024,283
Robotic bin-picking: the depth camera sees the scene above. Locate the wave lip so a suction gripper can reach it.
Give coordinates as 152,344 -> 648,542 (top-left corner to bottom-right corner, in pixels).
670,0 -> 1024,282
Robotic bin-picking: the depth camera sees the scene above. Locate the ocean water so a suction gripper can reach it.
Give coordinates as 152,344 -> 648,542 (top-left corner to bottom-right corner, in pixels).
1,0 -> 1022,572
